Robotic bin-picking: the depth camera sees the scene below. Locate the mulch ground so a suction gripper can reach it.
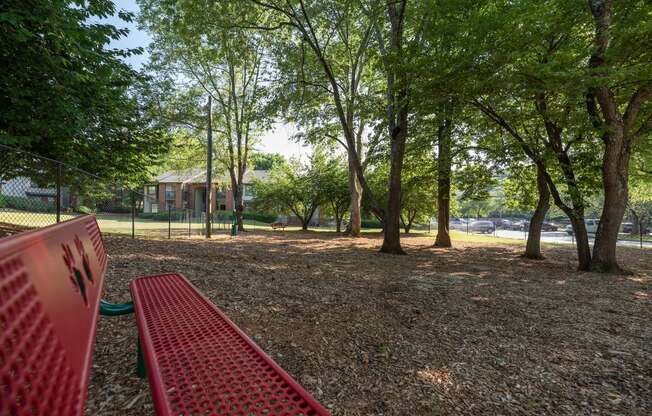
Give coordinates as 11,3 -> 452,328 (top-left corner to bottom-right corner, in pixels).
0,222 -> 32,238
86,231 -> 651,415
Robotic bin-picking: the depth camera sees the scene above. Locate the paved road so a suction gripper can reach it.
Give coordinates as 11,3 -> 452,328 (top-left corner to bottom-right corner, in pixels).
460,228 -> 652,248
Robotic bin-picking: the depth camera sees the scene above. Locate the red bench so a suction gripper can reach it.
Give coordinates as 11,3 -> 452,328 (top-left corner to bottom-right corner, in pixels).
0,216 -> 330,416
271,222 -> 287,230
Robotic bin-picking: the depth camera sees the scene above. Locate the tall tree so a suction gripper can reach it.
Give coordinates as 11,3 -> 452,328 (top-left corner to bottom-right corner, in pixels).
471,0 -> 602,270
140,0 -> 271,230
585,0 -> 652,272
376,0 -> 410,254
0,0 -> 170,182
247,0 -> 381,237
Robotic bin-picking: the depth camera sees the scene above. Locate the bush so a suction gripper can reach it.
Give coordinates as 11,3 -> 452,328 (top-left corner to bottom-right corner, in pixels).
0,195 -> 56,212
76,205 -> 95,214
211,210 -> 277,223
361,219 -> 382,229
97,205 -> 132,214
139,210 -> 185,221
242,211 -> 277,223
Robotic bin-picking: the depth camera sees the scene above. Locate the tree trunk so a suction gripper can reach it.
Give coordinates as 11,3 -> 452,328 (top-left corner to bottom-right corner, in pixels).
629,209 -> 640,235
570,214 -> 592,271
301,221 -> 308,231
536,160 -> 592,271
380,149 -> 405,254
586,0 -> 642,273
525,166 -> 550,259
402,213 -> 414,234
231,178 -> 245,231
380,2 -> 407,255
235,194 -> 245,232
346,148 -> 362,236
590,136 -> 630,273
434,120 -> 452,247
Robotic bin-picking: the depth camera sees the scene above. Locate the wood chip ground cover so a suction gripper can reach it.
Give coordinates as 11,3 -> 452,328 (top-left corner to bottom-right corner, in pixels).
86,232 -> 651,415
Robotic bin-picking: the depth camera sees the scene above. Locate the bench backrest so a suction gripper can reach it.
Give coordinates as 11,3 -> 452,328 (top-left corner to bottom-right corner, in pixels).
0,215 -> 107,415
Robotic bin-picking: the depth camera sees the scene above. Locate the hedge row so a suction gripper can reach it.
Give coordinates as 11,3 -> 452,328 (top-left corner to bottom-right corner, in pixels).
242,211 -> 277,223
361,219 -> 382,229
0,195 -> 56,213
138,210 -> 186,221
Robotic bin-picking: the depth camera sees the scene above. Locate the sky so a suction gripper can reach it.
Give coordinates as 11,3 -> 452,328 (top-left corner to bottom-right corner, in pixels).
105,0 -> 306,160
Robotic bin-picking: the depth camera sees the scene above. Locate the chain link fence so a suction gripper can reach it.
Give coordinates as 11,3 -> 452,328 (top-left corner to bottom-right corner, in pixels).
0,145 -> 238,239
1,145 -> 649,249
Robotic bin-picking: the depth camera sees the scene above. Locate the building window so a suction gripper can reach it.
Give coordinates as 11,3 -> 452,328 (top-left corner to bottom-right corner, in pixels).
245,184 -> 256,198
146,185 -> 157,198
165,184 -> 176,207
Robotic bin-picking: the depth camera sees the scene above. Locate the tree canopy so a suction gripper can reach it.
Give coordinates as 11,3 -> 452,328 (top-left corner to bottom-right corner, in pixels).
0,0 -> 170,184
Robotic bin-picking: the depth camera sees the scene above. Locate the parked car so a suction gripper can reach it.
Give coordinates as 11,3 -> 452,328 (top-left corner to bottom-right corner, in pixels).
494,219 -> 513,229
449,218 -> 467,231
469,220 -> 495,234
565,218 -> 599,235
508,220 -> 528,230
519,221 -> 558,231
621,222 -> 650,234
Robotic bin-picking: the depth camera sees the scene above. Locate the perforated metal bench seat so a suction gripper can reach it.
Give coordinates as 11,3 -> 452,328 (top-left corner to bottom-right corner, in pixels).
131,273 -> 330,416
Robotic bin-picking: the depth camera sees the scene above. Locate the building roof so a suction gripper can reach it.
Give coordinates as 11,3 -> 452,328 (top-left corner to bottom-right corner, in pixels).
154,168 -> 204,183
154,169 -> 270,184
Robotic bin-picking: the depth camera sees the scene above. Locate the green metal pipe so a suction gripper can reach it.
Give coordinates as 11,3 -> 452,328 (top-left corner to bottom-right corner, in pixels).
99,300 -> 135,316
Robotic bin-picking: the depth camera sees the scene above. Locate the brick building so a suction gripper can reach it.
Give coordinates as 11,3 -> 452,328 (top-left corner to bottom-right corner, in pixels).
143,169 -> 270,215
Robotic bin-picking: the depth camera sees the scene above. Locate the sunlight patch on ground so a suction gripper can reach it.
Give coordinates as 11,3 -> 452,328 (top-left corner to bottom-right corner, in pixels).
633,291 -> 648,300
448,271 -> 487,279
416,368 -> 455,391
111,253 -> 181,262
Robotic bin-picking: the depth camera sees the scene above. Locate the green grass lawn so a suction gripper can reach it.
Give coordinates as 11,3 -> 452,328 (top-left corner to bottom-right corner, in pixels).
0,209 -> 271,236
2,209 -> 649,245
0,210 -> 79,227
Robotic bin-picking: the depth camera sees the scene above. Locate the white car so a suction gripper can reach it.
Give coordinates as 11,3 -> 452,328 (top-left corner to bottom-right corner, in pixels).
565,218 -> 599,235
449,218 -> 467,231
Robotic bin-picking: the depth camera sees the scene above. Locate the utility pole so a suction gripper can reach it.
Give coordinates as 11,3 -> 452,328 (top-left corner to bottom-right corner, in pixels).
206,95 -> 213,238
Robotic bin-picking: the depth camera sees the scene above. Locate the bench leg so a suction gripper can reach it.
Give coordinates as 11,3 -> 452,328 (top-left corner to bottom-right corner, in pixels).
137,339 -> 147,379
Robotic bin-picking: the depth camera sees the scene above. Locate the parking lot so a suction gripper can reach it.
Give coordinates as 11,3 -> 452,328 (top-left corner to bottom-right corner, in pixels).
447,219 -> 652,248
492,229 -> 651,248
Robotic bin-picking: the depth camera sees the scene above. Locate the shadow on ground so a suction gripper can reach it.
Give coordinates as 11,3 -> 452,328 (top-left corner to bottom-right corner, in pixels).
87,231 -> 652,415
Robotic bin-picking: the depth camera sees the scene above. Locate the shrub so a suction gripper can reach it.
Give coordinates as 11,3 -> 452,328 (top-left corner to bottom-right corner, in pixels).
361,219 -> 382,229
0,195 -> 56,212
139,210 -> 185,221
211,210 -> 276,223
76,205 -> 95,214
242,211 -> 277,223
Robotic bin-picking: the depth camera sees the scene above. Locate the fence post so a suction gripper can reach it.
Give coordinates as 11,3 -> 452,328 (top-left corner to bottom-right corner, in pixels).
56,163 -> 62,223
131,191 -> 135,239
168,205 -> 172,239
188,209 -> 191,238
